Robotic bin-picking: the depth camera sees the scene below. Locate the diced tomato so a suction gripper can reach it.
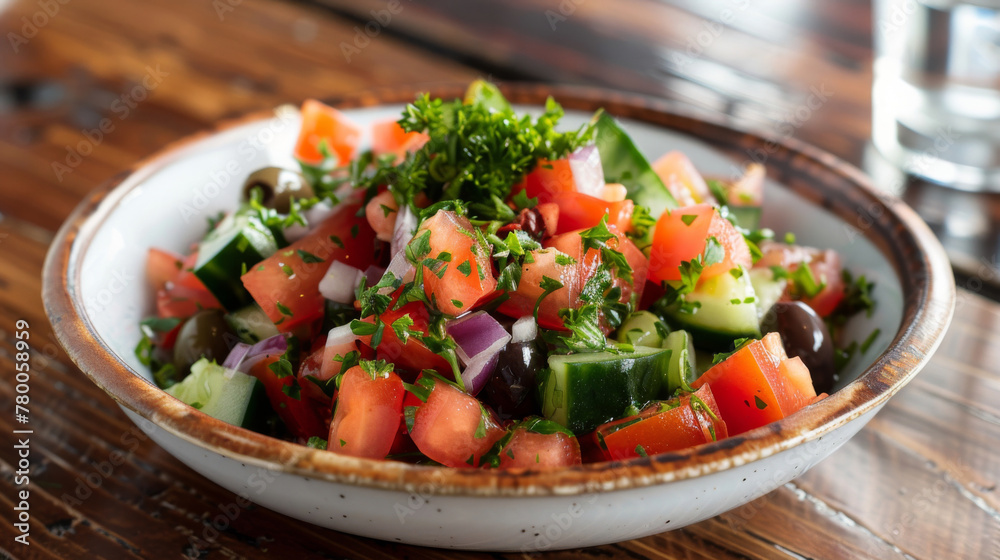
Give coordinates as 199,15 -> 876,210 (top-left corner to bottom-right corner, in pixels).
652,151 -> 715,207
328,364 -> 405,459
691,333 -> 817,435
648,204 -> 752,284
371,118 -> 429,161
497,421 -> 582,469
497,248 -> 581,329
241,203 -> 377,333
417,210 -> 497,316
294,99 -> 362,165
519,158 -> 575,203
727,163 -> 765,206
536,202 -> 560,236
155,283 -> 222,319
406,374 -> 504,468
146,248 -> 184,291
756,242 -> 845,317
551,191 -> 634,234
365,190 -> 398,242
547,227 -> 649,315
298,347 -> 335,406
373,295 -> 452,379
249,355 -> 328,442
595,385 -> 728,460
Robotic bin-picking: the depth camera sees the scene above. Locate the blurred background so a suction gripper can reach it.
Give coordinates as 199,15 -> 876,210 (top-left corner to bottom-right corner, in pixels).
1,0 -> 997,295
1,1 -> 999,558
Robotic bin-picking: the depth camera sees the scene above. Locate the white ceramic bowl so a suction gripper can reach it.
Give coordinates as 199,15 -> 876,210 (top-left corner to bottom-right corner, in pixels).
43,85 -> 955,552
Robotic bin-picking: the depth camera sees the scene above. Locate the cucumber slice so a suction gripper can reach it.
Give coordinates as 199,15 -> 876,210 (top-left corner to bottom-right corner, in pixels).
661,330 -> 697,396
616,310 -> 670,348
594,113 -> 678,220
194,209 -> 278,311
166,358 -> 266,430
226,303 -> 279,344
540,346 -> 669,433
664,265 -> 761,351
749,267 -> 787,323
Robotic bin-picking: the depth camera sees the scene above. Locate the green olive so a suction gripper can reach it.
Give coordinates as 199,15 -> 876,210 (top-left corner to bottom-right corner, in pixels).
242,167 -> 314,213
173,309 -> 236,376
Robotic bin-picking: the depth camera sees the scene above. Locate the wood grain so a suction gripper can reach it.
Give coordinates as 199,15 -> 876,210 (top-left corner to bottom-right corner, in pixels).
1,0 -> 999,558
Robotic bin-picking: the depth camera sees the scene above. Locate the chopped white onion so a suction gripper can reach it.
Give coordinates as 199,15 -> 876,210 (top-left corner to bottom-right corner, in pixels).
379,251 -> 415,294
325,323 -> 356,349
511,315 -> 538,344
568,145 -> 605,197
390,205 -> 417,260
319,261 -> 364,304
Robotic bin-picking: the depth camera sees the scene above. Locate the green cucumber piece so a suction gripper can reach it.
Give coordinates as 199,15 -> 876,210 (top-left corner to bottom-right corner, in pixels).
661,330 -> 697,396
225,303 -> 279,344
166,358 -> 266,430
194,209 -> 277,311
616,310 -> 670,348
539,346 -> 669,433
664,265 -> 761,351
749,267 -> 787,323
594,113 -> 678,220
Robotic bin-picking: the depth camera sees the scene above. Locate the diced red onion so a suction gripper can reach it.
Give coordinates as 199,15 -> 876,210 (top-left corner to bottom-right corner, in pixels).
221,334 -> 287,378
461,352 -> 499,396
390,205 -> 417,260
511,315 -> 538,344
568,145 -> 605,197
319,261 -> 364,304
446,311 -> 511,365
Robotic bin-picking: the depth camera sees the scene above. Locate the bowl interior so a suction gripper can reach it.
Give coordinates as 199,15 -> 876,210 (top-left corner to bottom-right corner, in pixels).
79,104 -> 902,394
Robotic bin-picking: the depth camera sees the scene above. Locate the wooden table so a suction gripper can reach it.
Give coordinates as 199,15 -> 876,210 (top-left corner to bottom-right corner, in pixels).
1,0 -> 998,558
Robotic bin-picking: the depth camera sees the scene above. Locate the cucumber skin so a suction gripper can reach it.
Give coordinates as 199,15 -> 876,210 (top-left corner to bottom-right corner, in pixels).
594,113 -> 678,219
661,330 -> 696,396
194,212 -> 277,311
167,360 -> 268,431
540,347 -> 670,434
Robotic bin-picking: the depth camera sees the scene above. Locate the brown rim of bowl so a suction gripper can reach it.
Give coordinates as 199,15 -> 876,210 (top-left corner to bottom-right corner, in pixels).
43,83 -> 955,497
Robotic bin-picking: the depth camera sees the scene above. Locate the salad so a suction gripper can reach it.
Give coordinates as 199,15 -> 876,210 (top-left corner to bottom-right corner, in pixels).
136,81 -> 876,468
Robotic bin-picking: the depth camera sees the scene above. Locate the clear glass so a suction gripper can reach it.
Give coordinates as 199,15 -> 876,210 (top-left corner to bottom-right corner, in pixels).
872,0 -> 1000,191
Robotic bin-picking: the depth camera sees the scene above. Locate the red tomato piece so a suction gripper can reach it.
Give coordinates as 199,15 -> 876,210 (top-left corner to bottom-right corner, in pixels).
249,355 -> 328,442
241,203 -> 377,333
595,385 -> 728,460
648,204 -> 751,284
146,248 -> 184,291
155,283 -> 222,319
298,347 -> 335,407
365,190 -> 398,242
496,248 -> 581,329
497,423 -> 582,469
535,202 -> 560,236
519,158 -> 575,203
406,374 -> 504,468
417,210 -> 497,316
691,333 -> 817,435
328,364 -> 405,459
371,118 -> 429,161
294,99 -> 362,166
652,151 -> 715,207
551,191 -> 634,234
373,296 -> 453,379
756,242 -> 845,317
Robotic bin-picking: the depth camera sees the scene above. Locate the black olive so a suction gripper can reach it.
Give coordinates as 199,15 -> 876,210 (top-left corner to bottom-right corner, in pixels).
242,167 -> 314,213
481,340 -> 545,421
173,309 -> 237,377
761,301 -> 837,393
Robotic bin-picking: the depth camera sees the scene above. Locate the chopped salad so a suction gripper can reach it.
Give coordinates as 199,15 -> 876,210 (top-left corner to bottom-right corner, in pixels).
136,81 -> 876,468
